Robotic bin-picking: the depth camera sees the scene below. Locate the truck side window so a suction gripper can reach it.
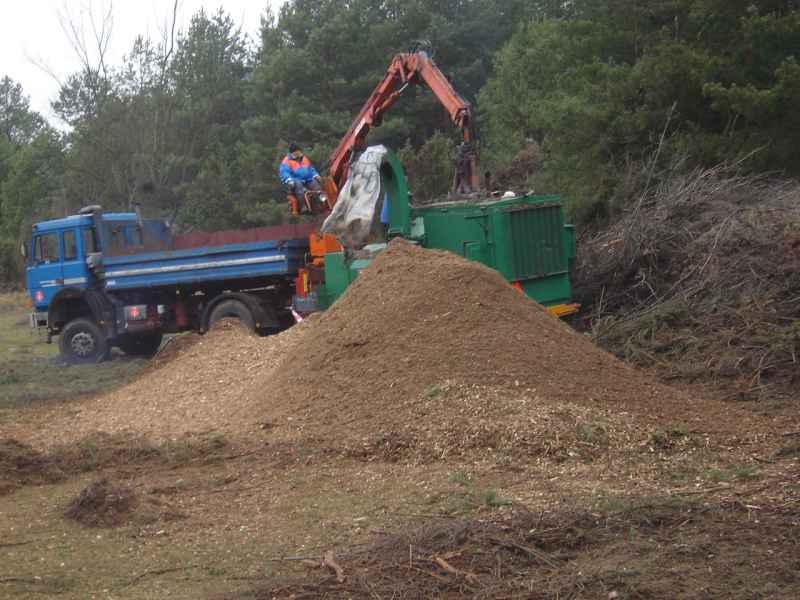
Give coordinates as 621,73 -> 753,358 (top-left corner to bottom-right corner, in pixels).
34,233 -> 59,263
82,228 -> 97,254
109,226 -> 122,251
64,230 -> 78,261
125,225 -> 143,246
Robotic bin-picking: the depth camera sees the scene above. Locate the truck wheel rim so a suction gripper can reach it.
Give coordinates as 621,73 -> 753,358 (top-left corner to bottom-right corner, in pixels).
71,332 -> 96,357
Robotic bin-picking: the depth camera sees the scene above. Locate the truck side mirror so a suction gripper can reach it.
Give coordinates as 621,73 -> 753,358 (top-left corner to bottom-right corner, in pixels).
20,241 -> 28,259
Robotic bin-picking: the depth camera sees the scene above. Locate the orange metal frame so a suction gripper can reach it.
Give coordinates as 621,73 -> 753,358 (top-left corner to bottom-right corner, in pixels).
326,51 -> 476,194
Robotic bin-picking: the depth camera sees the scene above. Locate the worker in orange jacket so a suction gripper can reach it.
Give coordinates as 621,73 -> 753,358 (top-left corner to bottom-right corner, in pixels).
280,143 -> 322,214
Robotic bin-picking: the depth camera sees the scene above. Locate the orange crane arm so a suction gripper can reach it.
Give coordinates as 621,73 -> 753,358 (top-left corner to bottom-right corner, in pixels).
327,51 -> 477,194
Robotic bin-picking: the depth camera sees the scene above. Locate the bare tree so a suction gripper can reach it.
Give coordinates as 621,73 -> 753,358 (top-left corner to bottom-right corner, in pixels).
57,0 -> 115,111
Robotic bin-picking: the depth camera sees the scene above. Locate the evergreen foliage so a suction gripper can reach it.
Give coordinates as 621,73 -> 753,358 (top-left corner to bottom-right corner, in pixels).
0,0 -> 798,283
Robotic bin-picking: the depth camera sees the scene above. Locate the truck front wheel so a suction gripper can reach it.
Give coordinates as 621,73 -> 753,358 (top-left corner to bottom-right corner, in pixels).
59,318 -> 110,364
118,333 -> 163,357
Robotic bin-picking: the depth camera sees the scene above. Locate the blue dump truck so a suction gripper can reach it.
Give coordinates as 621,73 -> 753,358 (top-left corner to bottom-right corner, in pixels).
23,206 -> 313,363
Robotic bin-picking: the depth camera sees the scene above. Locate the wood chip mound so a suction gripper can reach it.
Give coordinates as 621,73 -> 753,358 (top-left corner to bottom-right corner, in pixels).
259,239 -> 758,451
39,238 -> 765,453
45,322 -> 299,443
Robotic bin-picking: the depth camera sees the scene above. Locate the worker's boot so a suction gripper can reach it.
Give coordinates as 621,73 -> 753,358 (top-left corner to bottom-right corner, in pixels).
287,194 -> 301,216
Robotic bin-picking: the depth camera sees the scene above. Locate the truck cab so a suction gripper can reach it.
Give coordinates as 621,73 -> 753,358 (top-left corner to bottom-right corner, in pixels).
27,212 -> 101,320
25,209 -> 164,363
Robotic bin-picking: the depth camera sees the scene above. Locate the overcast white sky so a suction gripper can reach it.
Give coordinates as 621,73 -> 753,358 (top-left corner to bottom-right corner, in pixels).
0,0 -> 285,124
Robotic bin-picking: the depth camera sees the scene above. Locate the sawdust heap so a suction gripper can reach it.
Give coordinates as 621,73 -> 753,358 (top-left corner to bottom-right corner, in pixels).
47,321 -> 294,443
267,239 -> 669,415
258,239 -> 745,456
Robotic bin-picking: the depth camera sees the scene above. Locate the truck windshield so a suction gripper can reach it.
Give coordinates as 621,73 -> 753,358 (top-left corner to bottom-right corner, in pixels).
33,233 -> 59,263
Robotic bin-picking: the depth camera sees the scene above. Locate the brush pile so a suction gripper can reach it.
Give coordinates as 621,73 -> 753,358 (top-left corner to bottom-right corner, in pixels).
64,478 -> 137,527
576,165 -> 800,400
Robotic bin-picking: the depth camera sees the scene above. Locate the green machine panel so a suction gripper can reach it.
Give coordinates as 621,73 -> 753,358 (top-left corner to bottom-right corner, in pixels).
410,195 -> 575,306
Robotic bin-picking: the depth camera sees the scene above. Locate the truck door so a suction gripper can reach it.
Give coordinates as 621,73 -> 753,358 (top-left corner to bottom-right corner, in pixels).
62,228 -> 89,288
28,231 -> 63,308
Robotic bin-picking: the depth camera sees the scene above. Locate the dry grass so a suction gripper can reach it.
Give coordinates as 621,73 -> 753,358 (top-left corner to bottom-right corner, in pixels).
0,293 -> 149,409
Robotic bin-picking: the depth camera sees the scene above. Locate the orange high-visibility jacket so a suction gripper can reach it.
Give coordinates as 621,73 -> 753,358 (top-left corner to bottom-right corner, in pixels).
279,154 -> 319,185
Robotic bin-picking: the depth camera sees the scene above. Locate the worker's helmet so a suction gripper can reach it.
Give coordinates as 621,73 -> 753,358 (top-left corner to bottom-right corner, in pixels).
289,142 -> 301,154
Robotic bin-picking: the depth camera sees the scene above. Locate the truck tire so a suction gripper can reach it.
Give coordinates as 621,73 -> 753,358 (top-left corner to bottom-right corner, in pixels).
118,333 -> 163,357
59,318 -> 109,364
208,300 -> 256,332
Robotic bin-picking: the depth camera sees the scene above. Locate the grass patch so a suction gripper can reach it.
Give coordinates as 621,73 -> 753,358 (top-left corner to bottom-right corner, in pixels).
159,433 -> 228,464
592,489 -> 693,514
575,421 -> 609,446
446,487 -> 513,514
0,293 -> 149,408
447,470 -> 472,487
443,472 -> 512,514
426,384 -> 445,399
666,467 -> 697,485
592,489 -> 631,512
651,423 -> 691,450
477,488 -> 513,508
704,464 -> 760,483
53,432 -> 230,473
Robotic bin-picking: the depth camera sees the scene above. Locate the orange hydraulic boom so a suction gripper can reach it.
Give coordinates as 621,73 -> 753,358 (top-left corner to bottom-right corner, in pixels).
326,51 -> 477,197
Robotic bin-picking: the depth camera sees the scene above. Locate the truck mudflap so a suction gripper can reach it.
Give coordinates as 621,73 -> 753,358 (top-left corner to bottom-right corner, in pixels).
83,289 -> 118,339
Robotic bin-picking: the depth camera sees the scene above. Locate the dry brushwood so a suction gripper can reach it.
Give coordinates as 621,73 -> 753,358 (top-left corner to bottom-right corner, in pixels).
235,509 -> 558,598
230,498 -> 800,599
576,163 -> 800,400
64,478 -> 137,527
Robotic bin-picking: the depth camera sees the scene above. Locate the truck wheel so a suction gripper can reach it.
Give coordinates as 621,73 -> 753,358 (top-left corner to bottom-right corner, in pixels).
118,333 -> 163,357
59,318 -> 109,364
208,300 -> 255,332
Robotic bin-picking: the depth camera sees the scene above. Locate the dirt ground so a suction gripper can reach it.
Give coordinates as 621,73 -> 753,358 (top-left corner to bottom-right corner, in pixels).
1,241 -> 799,599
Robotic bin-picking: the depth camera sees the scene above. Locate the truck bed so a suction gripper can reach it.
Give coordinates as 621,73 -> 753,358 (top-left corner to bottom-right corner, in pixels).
100,238 -> 308,290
